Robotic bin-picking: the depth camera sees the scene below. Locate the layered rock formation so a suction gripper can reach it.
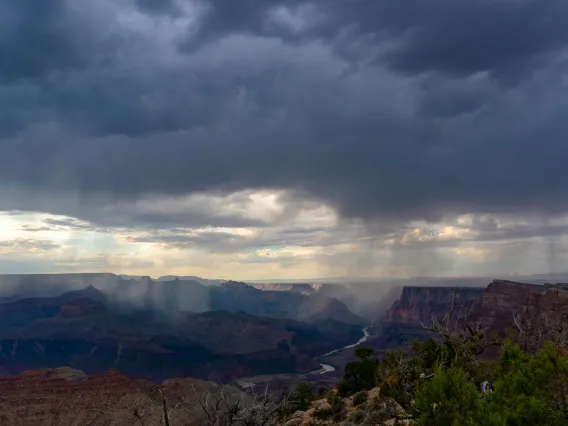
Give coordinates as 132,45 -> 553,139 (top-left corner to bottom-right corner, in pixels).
304,297 -> 368,326
211,281 -> 368,325
0,274 -> 365,326
0,287 -> 364,383
384,286 -> 484,324
374,285 -> 483,351
470,279 -> 568,332
375,280 -> 568,354
0,285 -> 108,328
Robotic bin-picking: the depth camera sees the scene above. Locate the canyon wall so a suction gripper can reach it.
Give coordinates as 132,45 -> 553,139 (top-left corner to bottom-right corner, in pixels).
384,286 -> 485,324
375,280 -> 568,353
471,279 -> 568,332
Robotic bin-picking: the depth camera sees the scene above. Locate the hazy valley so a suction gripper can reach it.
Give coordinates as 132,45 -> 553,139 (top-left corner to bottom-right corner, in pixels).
0,273 -> 567,424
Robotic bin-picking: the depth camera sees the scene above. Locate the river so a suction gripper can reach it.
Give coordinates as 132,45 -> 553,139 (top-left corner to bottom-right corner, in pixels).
315,327 -> 370,375
235,327 -> 371,389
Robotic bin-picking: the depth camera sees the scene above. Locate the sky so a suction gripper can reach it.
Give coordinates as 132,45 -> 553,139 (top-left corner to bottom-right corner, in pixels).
2,0 -> 568,280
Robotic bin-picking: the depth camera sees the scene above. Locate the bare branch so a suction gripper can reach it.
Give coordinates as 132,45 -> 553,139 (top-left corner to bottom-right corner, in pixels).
512,300 -> 568,355
423,286 -> 501,365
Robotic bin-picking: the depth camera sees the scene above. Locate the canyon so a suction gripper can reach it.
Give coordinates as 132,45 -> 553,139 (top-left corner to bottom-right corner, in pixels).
0,275 -> 367,326
0,274 -> 567,422
0,276 -> 366,383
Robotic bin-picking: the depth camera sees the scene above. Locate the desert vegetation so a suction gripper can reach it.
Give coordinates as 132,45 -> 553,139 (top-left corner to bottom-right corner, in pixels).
281,288 -> 568,425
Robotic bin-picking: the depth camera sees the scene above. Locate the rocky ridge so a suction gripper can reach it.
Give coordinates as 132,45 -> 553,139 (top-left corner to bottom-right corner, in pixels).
284,388 -> 413,426
0,367 -> 244,425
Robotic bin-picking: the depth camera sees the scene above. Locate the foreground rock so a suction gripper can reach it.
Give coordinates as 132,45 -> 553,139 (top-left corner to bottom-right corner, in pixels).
284,387 -> 413,426
0,367 -> 244,425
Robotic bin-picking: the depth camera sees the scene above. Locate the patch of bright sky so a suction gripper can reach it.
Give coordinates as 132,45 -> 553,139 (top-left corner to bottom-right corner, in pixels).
399,223 -> 474,244
3,197 -> 568,279
0,211 -> 124,256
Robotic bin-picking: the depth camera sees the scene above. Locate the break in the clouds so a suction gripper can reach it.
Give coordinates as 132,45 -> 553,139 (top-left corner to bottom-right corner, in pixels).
1,0 -> 568,278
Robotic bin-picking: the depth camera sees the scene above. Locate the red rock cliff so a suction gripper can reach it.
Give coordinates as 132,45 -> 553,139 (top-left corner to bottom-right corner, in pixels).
471,279 -> 568,332
384,286 -> 484,324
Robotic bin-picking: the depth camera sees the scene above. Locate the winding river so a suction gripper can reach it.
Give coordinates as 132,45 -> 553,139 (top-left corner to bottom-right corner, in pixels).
315,327 -> 370,375
235,327 -> 371,388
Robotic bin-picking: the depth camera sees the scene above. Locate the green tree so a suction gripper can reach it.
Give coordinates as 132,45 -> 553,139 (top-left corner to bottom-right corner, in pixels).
337,347 -> 378,396
282,382 -> 317,416
413,338 -> 445,371
374,338 -> 447,410
376,349 -> 417,409
415,366 -> 504,426
488,340 -> 568,425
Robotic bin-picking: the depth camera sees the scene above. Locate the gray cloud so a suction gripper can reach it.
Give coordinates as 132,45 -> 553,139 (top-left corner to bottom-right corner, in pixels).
1,0 -> 568,233
378,0 -> 568,80
0,0 -> 88,84
125,224 -> 356,254
180,0 -> 568,79
0,238 -> 60,251
135,0 -> 180,16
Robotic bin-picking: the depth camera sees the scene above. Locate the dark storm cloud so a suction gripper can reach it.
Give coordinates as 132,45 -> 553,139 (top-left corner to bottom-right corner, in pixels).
377,0 -> 568,79
1,0 -> 568,228
182,0 -> 568,79
0,0 -> 88,83
135,0 -> 180,16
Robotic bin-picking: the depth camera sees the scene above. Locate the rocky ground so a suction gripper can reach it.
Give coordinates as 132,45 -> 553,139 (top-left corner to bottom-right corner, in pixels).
0,367 -> 245,426
284,387 -> 414,426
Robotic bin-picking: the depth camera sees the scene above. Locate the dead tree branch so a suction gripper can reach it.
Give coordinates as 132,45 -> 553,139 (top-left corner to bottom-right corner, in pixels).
185,383 -> 287,426
423,287 -> 501,365
512,302 -> 568,355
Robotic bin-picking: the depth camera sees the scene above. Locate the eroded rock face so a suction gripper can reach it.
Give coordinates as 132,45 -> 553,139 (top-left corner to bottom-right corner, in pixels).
470,279 -> 568,332
0,368 -> 242,426
384,286 -> 484,324
60,297 -> 107,317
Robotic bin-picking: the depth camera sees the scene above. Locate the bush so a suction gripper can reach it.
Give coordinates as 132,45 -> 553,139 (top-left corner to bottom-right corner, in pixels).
362,402 -> 393,425
326,392 -> 344,414
313,407 -> 333,420
332,411 -> 345,422
326,391 -> 341,406
415,366 -> 495,426
351,409 -> 365,424
352,391 -> 368,407
283,382 -> 317,416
